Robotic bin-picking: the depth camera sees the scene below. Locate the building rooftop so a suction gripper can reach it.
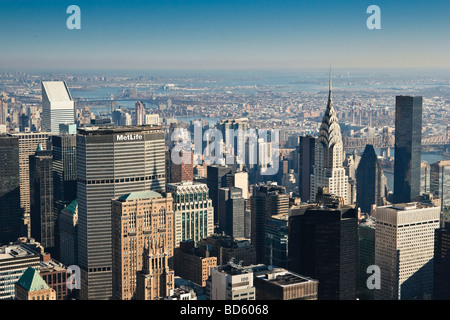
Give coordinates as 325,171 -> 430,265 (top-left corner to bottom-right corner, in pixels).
16,267 -> 50,292
42,81 -> 72,102
118,190 -> 163,201
0,244 -> 38,260
257,269 -> 316,286
77,125 -> 162,135
63,199 -> 78,215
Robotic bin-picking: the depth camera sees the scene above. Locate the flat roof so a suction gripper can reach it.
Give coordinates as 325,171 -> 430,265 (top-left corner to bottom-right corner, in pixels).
77,125 -> 163,135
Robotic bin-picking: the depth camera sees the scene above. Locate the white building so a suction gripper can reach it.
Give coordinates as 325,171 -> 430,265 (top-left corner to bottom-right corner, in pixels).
206,261 -> 255,300
42,81 -> 74,135
374,202 -> 440,300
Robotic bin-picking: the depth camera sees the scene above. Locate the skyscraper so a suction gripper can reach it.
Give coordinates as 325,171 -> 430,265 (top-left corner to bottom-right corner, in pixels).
218,187 -> 245,238
251,182 -> 289,263
77,125 -> 165,300
310,74 -> 348,204
375,202 -> 440,300
394,95 -> 423,203
206,164 -> 234,224
356,144 -> 386,214
9,132 -> 51,237
430,160 -> 450,215
297,135 -> 315,202
29,146 -> 54,251
434,222 -> 450,300
111,191 -> 174,300
288,203 -> 359,300
135,101 -> 145,126
52,133 -> 77,260
41,81 -> 75,135
0,135 -> 22,244
166,181 -> 214,248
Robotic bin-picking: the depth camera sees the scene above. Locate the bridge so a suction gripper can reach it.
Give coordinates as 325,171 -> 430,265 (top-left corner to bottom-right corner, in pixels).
343,127 -> 450,150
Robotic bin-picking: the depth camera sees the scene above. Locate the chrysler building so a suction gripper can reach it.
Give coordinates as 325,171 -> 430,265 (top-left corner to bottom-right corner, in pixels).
310,72 -> 348,204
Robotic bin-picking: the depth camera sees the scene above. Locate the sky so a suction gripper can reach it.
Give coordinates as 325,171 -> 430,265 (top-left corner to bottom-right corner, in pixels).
0,0 -> 449,72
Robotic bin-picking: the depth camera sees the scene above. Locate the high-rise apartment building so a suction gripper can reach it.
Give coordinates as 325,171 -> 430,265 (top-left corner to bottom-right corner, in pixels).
41,81 -> 75,135
9,132 -> 51,237
310,76 -> 348,204
375,202 -> 440,300
394,96 -> 423,203
356,144 -> 386,214
166,181 -> 214,247
251,183 -> 289,263
0,135 -> 22,244
288,203 -> 359,300
111,190 -> 174,300
77,125 -> 165,300
29,146 -> 54,251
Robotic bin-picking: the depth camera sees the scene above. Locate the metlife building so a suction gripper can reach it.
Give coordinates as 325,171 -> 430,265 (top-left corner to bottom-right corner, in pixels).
76,125 -> 165,300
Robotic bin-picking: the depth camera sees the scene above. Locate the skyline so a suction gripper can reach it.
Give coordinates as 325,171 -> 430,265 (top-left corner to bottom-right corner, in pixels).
1,0 -> 449,71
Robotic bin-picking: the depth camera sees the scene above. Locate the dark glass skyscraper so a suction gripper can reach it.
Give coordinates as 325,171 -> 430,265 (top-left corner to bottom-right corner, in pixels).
394,95 -> 422,203
297,135 -> 315,202
29,146 -> 54,251
206,165 -> 234,224
356,144 -> 385,214
0,135 -> 22,244
288,203 -> 358,300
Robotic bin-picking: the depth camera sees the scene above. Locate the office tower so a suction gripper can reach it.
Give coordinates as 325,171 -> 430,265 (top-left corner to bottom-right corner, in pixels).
356,144 -> 385,214
111,191 -> 173,300
200,235 -> 257,267
135,101 -> 145,126
394,96 -> 423,203
166,181 -> 214,248
251,183 -> 289,263
173,241 -> 217,287
52,133 -> 77,260
9,132 -> 51,237
430,160 -> 450,215
59,199 -> 78,266
136,244 -> 175,300
264,212 -> 288,268
206,261 -> 256,300
77,125 -> 165,300
59,123 -> 77,135
218,187 -> 245,238
170,149 -> 194,183
357,218 -> 376,300
310,76 -> 348,204
15,267 -> 56,300
0,244 -> 41,300
254,268 -> 318,300
0,135 -> 22,244
206,164 -> 234,224
41,81 -> 75,135
375,202 -> 440,300
29,145 -> 54,251
434,222 -> 450,300
421,161 -> 431,194
288,203 -> 359,300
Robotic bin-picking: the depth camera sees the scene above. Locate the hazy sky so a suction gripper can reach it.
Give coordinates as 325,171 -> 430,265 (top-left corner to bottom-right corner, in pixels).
0,0 -> 449,72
